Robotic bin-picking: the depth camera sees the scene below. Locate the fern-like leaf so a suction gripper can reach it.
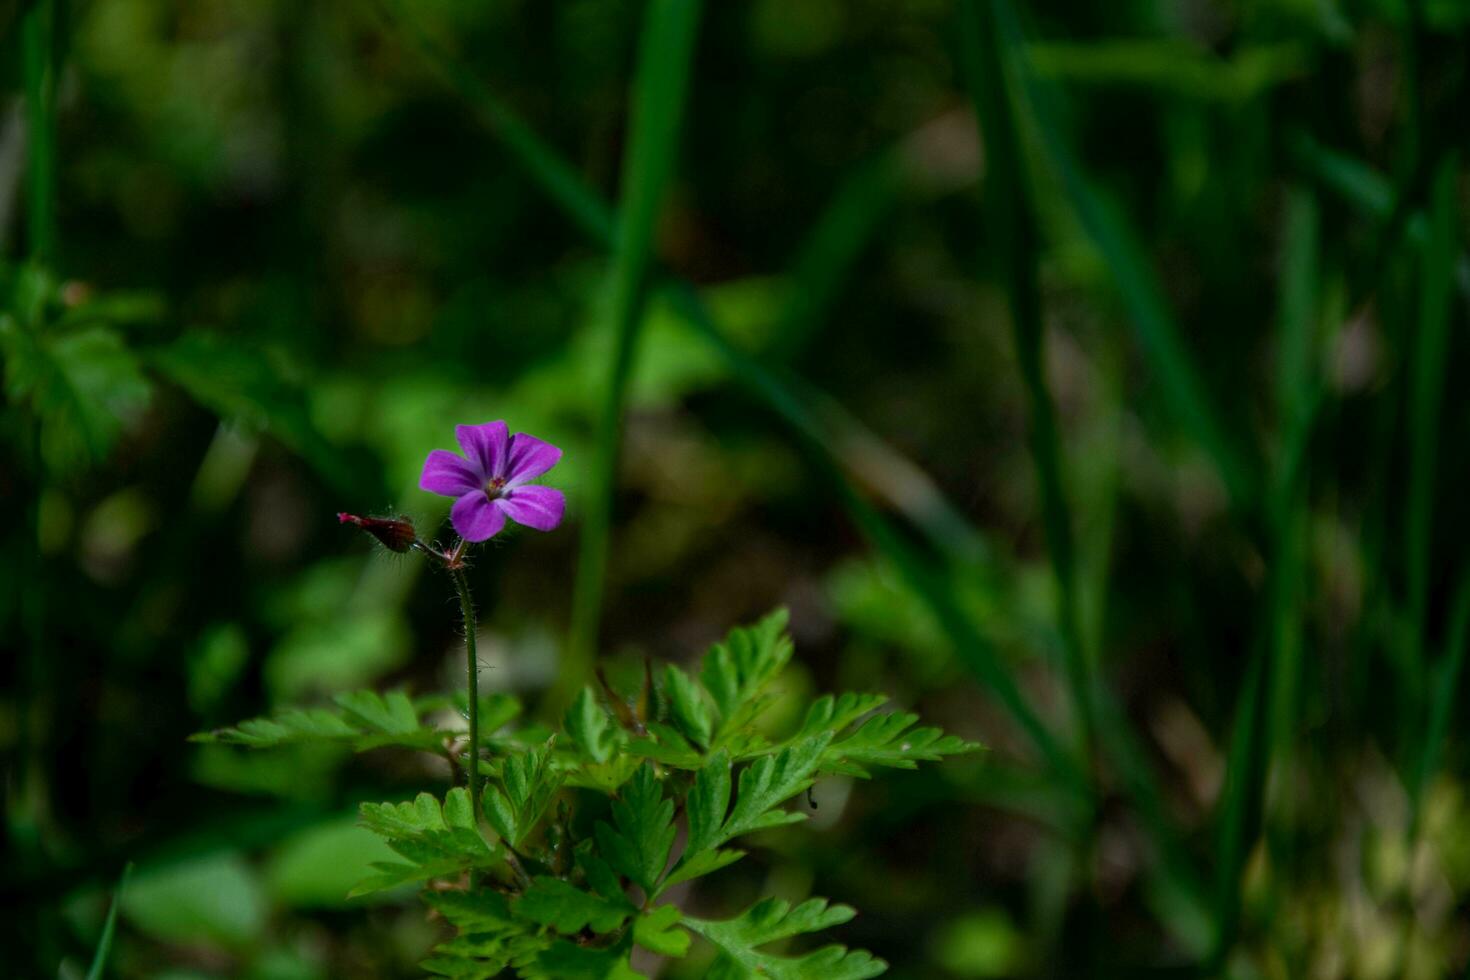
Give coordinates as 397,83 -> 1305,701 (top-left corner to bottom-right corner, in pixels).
684,897 -> 885,979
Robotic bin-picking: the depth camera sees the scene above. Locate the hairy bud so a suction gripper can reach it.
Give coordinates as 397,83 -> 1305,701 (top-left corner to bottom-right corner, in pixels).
337,512 -> 417,553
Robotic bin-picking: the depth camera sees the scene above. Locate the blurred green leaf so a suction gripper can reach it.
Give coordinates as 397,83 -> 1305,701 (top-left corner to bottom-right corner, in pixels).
122,853 -> 266,951
0,322 -> 151,474
147,333 -> 366,496
265,818 -> 401,907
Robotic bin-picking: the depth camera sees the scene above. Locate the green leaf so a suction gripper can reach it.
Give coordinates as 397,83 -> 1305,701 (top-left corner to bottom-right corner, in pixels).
664,665 -> 715,749
796,693 -> 889,739
420,891 -> 548,978
717,735 -> 830,845
635,904 -> 691,957
823,711 -> 980,778
352,789 -> 496,896
0,322 -> 151,474
265,818 -> 401,908
566,687 -> 620,764
594,763 -> 675,893
659,847 -> 744,893
335,689 -> 420,735
576,842 -> 629,903
701,609 -> 794,740
684,897 -> 885,979
684,750 -> 732,856
422,928 -> 549,980
626,723 -> 705,769
483,741 -> 563,848
424,889 -> 518,934
528,933 -> 641,980
515,876 -> 633,934
190,690 -> 447,752
122,853 -> 266,951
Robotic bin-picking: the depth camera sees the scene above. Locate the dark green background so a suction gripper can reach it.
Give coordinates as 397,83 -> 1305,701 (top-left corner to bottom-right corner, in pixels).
3,0 -> 1469,976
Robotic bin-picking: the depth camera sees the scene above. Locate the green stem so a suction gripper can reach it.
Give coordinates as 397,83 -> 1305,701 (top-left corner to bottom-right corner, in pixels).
562,0 -> 703,707
450,568 -> 482,835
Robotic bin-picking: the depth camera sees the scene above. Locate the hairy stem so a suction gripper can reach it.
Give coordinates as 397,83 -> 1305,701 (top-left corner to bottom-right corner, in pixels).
450,567 -> 482,834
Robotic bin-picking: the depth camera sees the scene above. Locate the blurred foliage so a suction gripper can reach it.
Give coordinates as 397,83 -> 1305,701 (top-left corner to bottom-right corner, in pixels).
2,0 -> 1469,977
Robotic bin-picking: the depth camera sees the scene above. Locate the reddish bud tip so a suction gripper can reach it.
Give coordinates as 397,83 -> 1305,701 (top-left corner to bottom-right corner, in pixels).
337,512 -> 416,553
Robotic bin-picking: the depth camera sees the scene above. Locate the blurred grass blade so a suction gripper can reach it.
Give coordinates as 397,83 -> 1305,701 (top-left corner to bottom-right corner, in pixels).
375,1 -> 989,567
374,0 -> 615,246
1025,39 -> 1305,102
1289,132 -> 1395,219
957,0 -> 1094,783
990,0 -> 1256,513
85,863 -> 132,980
22,0 -> 58,266
376,0 -> 1078,791
765,150 -> 904,364
1291,133 -> 1470,297
958,0 -> 1216,930
1210,641 -> 1267,967
563,0 -> 703,700
1264,189 -> 1319,765
1214,188 -> 1323,967
666,281 -> 1083,795
1404,156 -> 1458,689
1411,574 -> 1470,834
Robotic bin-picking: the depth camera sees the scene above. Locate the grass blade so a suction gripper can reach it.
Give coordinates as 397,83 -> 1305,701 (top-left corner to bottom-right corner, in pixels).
1264,189 -> 1320,766
666,281 -> 1084,795
990,0 -> 1257,513
562,0 -> 703,703
1209,641 -> 1267,968
956,0 -> 1094,787
375,0 -> 1081,795
374,2 -> 992,570
22,0 -> 58,266
1404,156 -> 1458,697
1411,574 -> 1470,834
374,0 -> 615,246
764,150 -> 905,364
85,863 -> 132,980
957,2 -> 1216,937
1211,187 -> 1324,968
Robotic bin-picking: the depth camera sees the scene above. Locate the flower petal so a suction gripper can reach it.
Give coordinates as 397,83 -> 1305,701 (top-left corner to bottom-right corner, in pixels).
456,421 -> 510,479
419,450 -> 481,497
451,491 -> 507,542
505,432 -> 563,486
497,485 -> 565,531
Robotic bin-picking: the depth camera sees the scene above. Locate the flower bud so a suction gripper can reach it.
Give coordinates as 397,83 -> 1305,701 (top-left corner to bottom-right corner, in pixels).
337,512 -> 417,553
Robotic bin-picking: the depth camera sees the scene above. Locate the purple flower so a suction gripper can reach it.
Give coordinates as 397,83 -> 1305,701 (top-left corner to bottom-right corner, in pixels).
419,421 -> 566,542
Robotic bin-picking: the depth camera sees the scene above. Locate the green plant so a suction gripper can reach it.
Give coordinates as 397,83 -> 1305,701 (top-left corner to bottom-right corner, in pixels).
198,579 -> 975,978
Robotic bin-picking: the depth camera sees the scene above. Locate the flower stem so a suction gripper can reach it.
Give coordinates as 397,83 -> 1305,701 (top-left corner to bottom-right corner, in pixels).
450,567 -> 482,835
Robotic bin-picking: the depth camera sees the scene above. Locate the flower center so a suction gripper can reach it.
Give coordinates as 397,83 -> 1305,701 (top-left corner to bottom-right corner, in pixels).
484,476 -> 507,499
